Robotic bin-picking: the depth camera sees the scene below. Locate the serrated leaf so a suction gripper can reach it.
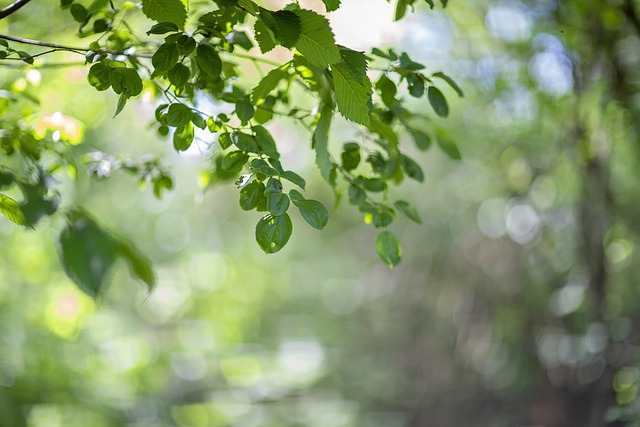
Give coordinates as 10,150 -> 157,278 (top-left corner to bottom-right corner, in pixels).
293,9 -> 341,68
0,194 -> 25,225
117,240 -> 156,291
255,213 -> 292,254
331,50 -> 372,126
270,10 -> 301,48
142,0 -> 187,29
58,213 -> 119,298
254,18 -> 277,53
376,230 -> 401,269
321,0 -> 340,12
428,86 -> 449,117
432,71 -> 464,97
313,104 -> 333,182
436,137 -> 461,160
251,65 -> 290,102
394,200 -> 421,224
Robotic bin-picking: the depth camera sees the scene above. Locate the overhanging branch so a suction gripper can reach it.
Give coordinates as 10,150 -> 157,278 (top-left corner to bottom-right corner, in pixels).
0,0 -> 33,20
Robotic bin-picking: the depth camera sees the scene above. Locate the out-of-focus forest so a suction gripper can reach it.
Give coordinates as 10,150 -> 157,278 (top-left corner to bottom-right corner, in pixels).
2,0 -> 640,426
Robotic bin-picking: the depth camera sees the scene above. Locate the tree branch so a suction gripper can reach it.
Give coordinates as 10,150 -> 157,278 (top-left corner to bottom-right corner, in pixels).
0,0 -> 33,20
0,34 -> 153,58
0,34 -> 90,51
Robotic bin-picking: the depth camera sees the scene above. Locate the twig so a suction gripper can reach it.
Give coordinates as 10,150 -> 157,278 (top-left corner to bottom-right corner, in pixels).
0,0 -> 33,20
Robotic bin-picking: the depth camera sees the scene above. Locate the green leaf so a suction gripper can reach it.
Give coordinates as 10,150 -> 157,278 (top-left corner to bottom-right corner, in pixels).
293,9 -> 341,68
117,240 -> 156,291
376,75 -> 397,107
254,18 -> 277,53
146,21 -> 179,35
152,42 -> 180,72
313,104 -> 333,182
394,0 -> 407,21
253,125 -> 279,159
436,136 -> 462,160
196,44 -> 222,77
250,159 -> 279,176
341,142 -> 361,171
376,230 -> 402,269
168,63 -> 190,87
281,170 -> 306,189
408,129 -> 432,151
331,49 -> 372,125
222,150 -> 249,171
88,63 -> 111,91
428,86 -> 449,117
0,194 -> 25,225
236,97 -> 255,123
240,181 -> 266,211
264,9 -> 301,48
432,71 -> 464,97
218,132 -> 232,150
166,103 -> 193,127
267,191 -> 290,216
227,30 -> 254,51
290,190 -> 329,230
255,213 -> 293,254
400,154 -> 424,182
58,212 -> 119,298
348,184 -> 366,205
394,200 -> 421,224
109,68 -> 143,97
321,0 -> 340,12
141,0 -> 187,29
114,93 -> 128,117
70,3 -> 88,22
251,65 -> 290,102
173,122 -> 194,151
232,132 -> 260,153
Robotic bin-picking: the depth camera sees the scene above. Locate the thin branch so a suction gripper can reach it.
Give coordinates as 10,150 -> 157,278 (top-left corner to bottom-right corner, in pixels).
0,34 -> 87,51
0,34 -> 154,58
0,0 -> 33,20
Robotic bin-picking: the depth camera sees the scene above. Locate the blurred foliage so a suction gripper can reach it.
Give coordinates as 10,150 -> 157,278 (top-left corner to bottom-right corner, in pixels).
2,0 -> 640,427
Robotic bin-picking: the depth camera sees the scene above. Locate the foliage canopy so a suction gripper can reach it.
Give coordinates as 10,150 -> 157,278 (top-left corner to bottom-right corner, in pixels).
0,0 -> 460,297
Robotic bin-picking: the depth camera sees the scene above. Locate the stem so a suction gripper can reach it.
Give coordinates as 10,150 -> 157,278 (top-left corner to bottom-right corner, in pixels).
0,0 -> 33,19
0,34 -> 153,58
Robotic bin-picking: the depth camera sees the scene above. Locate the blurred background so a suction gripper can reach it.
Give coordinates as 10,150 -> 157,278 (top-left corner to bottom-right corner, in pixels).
2,0 -> 640,426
